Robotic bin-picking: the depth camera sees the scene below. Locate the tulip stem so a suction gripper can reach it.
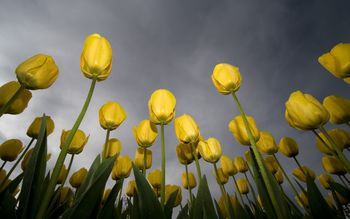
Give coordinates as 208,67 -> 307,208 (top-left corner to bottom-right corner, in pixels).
245,194 -> 253,209
0,161 -> 6,172
232,92 -> 284,219
102,129 -> 111,161
0,85 -> 24,118
190,143 -> 202,181
61,154 -> 75,187
312,130 -> 336,156
143,147 -> 147,176
36,78 -> 97,219
185,164 -> 193,206
232,175 -> 244,204
338,176 -> 349,189
160,123 -> 166,208
244,172 -> 257,202
292,156 -> 306,175
213,162 -> 232,219
319,126 -> 350,173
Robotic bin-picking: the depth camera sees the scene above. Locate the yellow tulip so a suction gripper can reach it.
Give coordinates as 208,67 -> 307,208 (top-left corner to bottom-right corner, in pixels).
228,115 -> 260,146
165,185 -> 182,207
211,63 -> 242,95
256,131 -> 278,155
175,143 -> 194,165
318,43 -> 350,78
292,165 -> 315,182
69,168 -> 88,188
220,155 -> 237,176
57,164 -> 68,184
0,139 -> 23,162
244,150 -> 252,164
181,171 -> 197,189
148,89 -> 176,125
322,156 -> 346,175
133,120 -> 158,147
274,168 -> 284,184
111,155 -> 132,180
99,101 -> 127,130
126,180 -> 137,197
213,167 -> 229,185
218,195 -> 238,218
279,137 -> 299,158
148,169 -> 161,189
59,187 -> 73,204
318,173 -> 334,190
80,33 -> 112,81
323,95 -> 350,124
285,91 -> 329,130
21,148 -> 33,171
15,54 -> 59,89
344,77 -> 350,84
174,114 -> 200,144
60,129 -> 89,155
0,81 -> 32,114
236,178 -> 249,194
103,138 -> 122,158
134,148 -> 152,170
198,137 -> 222,163
102,188 -> 112,205
26,116 -> 55,138
295,191 -> 308,208
264,156 -> 279,174
233,156 -> 248,173
315,129 -> 346,155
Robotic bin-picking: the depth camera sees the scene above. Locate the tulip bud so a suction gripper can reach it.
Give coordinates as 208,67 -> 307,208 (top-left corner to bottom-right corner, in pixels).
21,148 -> 33,171
133,120 -> 158,148
344,77 -> 350,84
60,129 -> 89,155
182,171 -> 197,189
165,185 -> 182,207
148,89 -> 176,125
211,63 -> 242,94
175,143 -> 194,165
99,101 -> 127,130
264,156 -> 278,174
285,91 -> 329,130
102,188 -> 112,205
59,187 -> 73,204
292,165 -> 316,183
213,167 -> 229,185
69,168 -> 88,188
323,95 -> 350,124
15,54 -> 59,89
236,178 -> 249,194
126,180 -> 137,197
295,191 -> 308,208
274,168 -> 284,184
112,155 -> 132,180
218,195 -> 238,218
256,131 -> 278,155
244,150 -> 252,165
0,139 -> 23,162
148,169 -> 161,189
134,148 -> 152,170
0,81 -> 32,114
198,137 -> 222,163
318,43 -> 350,79
279,137 -> 299,157
322,156 -> 346,175
80,33 -> 112,81
26,116 -> 55,138
318,173 -> 334,190
315,129 -> 346,155
220,155 -> 237,176
233,156 -> 248,173
103,138 -> 122,158
57,164 -> 68,184
228,115 -> 260,146
174,114 -> 200,144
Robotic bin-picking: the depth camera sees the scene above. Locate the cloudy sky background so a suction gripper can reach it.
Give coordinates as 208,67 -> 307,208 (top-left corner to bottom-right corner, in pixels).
1,0 -> 350,211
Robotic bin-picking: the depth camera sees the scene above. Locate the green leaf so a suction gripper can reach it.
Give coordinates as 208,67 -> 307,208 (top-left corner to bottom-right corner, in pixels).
193,176 -> 218,219
283,193 -> 303,219
97,179 -> 123,219
164,190 -> 178,219
1,172 -> 23,195
177,203 -> 189,219
214,199 -> 225,219
232,196 -> 250,219
330,182 -> 350,200
330,186 -> 345,219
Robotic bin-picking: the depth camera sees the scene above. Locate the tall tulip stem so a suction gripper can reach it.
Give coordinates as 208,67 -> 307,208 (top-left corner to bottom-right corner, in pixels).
213,162 -> 232,219
102,129 -> 111,161
190,143 -> 202,180
60,154 -> 75,187
160,123 -> 166,208
185,164 -> 193,206
0,161 -> 6,172
36,78 -> 97,219
292,156 -> 306,175
312,130 -> 335,156
232,175 -> 244,204
244,172 -> 257,202
0,85 -> 24,118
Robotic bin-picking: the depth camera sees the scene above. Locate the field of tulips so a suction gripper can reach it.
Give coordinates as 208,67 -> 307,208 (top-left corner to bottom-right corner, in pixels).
1,33 -> 350,219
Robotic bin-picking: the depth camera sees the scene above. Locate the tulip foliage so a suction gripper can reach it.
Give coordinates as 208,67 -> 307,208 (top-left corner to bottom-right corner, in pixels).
1,34 -> 350,219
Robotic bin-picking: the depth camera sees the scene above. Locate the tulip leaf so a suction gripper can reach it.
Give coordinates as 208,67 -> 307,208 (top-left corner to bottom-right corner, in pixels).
0,190 -> 17,218
193,176 -> 218,219
232,196 -> 250,219
283,193 -> 303,219
330,181 -> 350,200
1,172 -> 23,196
164,190 -> 178,219
132,164 -> 165,219
132,191 -> 140,219
330,187 -> 345,219
214,199 -> 225,219
18,115 -> 47,219
97,179 -> 123,219
177,203 -> 189,219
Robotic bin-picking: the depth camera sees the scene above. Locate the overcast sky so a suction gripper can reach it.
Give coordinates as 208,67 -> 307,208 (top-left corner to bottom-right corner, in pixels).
1,0 -> 350,211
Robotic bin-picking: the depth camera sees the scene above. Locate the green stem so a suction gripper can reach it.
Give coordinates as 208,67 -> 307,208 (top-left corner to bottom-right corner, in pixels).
36,78 -> 97,219
292,156 -> 305,175
0,85 -> 24,117
102,129 -> 111,161
232,175 -> 244,204
214,162 -> 232,219
143,147 -> 147,177
244,172 -> 257,202
190,142 -> 202,181
319,126 -> 350,173
160,123 -> 166,208
245,194 -> 253,209
185,164 -> 193,206
312,129 -> 336,156
60,154 -> 75,187
0,161 -> 6,172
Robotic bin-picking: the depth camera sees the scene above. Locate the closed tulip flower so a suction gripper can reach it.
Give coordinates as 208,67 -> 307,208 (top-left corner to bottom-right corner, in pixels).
279,137 -> 299,157
174,114 -> 200,144
57,165 -> 68,184
233,156 -> 248,173
218,195 -> 238,218
228,115 -> 260,146
182,171 -> 197,189
292,165 -> 316,182
211,63 -> 242,94
21,148 -> 33,171
244,150 -> 252,164
236,178 -> 249,194
322,156 -> 346,175
315,129 -> 346,155
256,131 -> 278,155
80,33 -> 112,81
274,168 -> 284,184
295,191 -> 308,208
126,180 -> 137,197
344,77 -> 350,84
112,155 -> 132,180
213,167 -> 229,185
60,129 -> 89,155
165,185 -> 182,207
148,169 -> 161,189
318,173 -> 334,190
59,187 -> 73,204
198,137 -> 222,163
220,155 -> 237,176
285,91 -> 330,130
26,116 -> 55,138
148,89 -> 176,125
69,168 -> 88,188
318,43 -> 350,78
15,54 -> 59,89
103,138 -> 122,158
134,148 -> 152,170
133,120 -> 158,147
264,156 -> 279,174
323,95 -> 350,124
0,139 -> 23,162
0,81 -> 32,114
175,143 -> 193,165
99,101 -> 127,130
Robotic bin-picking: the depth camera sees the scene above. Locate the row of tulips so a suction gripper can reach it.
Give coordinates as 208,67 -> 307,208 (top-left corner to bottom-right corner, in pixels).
0,33 -> 349,219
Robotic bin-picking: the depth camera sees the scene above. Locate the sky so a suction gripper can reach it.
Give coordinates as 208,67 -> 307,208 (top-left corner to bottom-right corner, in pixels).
0,0 -> 350,212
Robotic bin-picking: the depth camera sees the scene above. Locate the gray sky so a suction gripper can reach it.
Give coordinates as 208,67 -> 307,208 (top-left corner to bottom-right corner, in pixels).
1,0 -> 350,211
